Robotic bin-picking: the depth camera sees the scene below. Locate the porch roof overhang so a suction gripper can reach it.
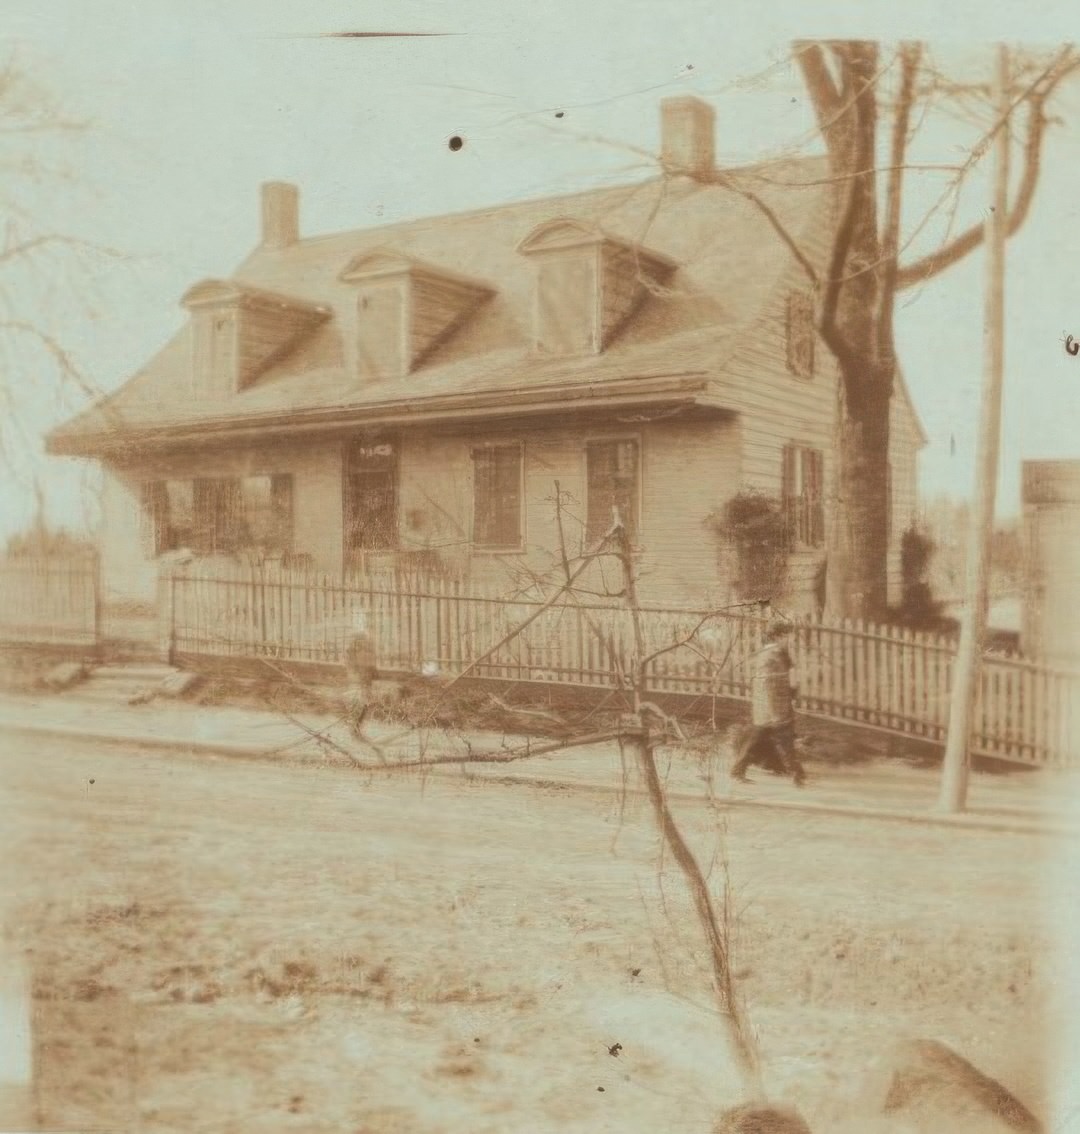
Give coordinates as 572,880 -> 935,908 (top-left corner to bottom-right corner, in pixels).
47,372 -> 730,457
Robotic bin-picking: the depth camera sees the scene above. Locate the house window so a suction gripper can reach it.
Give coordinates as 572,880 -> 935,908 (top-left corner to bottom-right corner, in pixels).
344,439 -> 398,553
786,291 -> 815,379
586,439 -> 640,545
142,474 -> 294,557
151,479 -> 196,553
472,444 -> 523,550
782,445 -> 825,548
193,478 -> 245,554
535,254 -> 599,356
240,475 -> 294,554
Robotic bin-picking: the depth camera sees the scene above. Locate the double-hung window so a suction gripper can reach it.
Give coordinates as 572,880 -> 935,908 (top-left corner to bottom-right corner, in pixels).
586,439 -> 640,545
472,444 -> 523,551
781,445 -> 825,548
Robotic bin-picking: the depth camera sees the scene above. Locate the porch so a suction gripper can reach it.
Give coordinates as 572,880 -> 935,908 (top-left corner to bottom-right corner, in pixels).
94,403 -> 745,612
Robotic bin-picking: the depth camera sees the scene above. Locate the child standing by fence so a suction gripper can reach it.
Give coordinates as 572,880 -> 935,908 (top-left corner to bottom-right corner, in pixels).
343,610 -> 376,737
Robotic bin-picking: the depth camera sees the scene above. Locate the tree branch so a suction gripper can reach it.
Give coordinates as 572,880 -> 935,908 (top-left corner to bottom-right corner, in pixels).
794,41 -> 844,137
0,318 -> 105,406
817,169 -> 859,372
349,730 -> 621,772
0,233 -> 126,268
896,47 -> 1079,289
878,43 -> 923,358
811,41 -> 882,383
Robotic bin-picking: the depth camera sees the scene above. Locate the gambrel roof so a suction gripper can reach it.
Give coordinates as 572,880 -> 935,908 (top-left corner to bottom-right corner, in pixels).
47,153 -> 927,455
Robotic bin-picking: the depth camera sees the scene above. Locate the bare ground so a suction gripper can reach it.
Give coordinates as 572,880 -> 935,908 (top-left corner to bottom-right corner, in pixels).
0,731 -> 1057,1133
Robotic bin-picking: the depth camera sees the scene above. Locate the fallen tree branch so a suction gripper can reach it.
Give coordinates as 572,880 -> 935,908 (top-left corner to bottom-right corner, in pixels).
346,730 -> 620,772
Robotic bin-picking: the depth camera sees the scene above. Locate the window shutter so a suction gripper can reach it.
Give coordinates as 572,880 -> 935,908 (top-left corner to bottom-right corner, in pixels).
496,447 -> 522,547
472,449 -> 495,547
270,475 -> 295,554
781,445 -> 797,544
809,449 -> 825,547
786,292 -> 815,379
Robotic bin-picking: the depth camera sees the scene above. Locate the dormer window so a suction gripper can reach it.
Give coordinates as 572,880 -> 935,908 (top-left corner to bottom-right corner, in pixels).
339,250 -> 492,381
517,219 -> 675,358
786,290 -> 815,379
181,280 -> 329,395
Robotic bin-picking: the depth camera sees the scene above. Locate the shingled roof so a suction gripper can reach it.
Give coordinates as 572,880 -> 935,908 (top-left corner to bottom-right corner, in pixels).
48,153 -> 841,456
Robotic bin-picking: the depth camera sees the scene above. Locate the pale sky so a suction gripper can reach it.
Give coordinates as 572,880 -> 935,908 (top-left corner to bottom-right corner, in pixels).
3,0 -> 1080,538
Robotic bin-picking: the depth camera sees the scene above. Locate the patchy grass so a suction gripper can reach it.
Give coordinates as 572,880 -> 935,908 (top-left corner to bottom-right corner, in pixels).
1,731 -> 1055,1133
185,673 -> 340,717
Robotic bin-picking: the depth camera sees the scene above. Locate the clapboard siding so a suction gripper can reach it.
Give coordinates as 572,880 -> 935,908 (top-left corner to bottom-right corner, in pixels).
718,256 -> 837,612
640,416 -> 741,605
713,247 -> 922,611
394,417 -> 739,606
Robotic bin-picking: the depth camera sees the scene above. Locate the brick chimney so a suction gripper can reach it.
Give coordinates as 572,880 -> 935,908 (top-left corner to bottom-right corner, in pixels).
660,96 -> 715,179
260,181 -> 299,248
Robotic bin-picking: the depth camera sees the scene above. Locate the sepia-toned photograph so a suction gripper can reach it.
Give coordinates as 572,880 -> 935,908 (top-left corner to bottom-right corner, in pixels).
1,4 -> 1079,1131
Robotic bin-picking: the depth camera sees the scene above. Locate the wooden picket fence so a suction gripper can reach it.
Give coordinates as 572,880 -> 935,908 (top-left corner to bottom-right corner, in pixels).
0,554 -> 100,647
164,562 -> 1080,768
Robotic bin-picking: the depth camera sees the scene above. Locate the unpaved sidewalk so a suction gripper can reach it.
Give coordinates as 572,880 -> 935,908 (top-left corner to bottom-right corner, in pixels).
0,689 -> 1076,834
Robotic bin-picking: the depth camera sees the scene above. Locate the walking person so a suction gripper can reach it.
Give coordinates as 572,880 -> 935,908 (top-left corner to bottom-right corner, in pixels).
730,618 -> 807,786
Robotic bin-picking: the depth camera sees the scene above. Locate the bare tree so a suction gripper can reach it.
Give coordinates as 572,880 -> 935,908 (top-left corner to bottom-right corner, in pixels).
789,41 -> 1079,618
489,42 -> 1078,621
0,53 -> 122,515
265,491 -> 774,1105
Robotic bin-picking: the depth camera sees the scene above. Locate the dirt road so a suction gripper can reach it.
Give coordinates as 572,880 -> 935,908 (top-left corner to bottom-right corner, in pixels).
0,731 -> 1056,1132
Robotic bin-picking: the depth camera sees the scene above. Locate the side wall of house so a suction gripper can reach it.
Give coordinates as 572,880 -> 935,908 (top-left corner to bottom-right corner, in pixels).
717,260 -> 923,614
719,270 -> 839,615
99,439 -> 345,603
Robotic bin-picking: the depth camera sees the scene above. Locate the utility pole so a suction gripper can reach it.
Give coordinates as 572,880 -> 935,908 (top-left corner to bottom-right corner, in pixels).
938,43 -> 1011,813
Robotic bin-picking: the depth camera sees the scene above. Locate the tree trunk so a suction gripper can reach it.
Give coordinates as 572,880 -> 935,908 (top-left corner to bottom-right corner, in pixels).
826,369 -> 892,619
796,41 -> 1075,621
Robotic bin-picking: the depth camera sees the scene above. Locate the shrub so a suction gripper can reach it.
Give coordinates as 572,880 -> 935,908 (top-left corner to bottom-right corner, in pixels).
888,526 -> 955,632
706,491 -> 789,604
